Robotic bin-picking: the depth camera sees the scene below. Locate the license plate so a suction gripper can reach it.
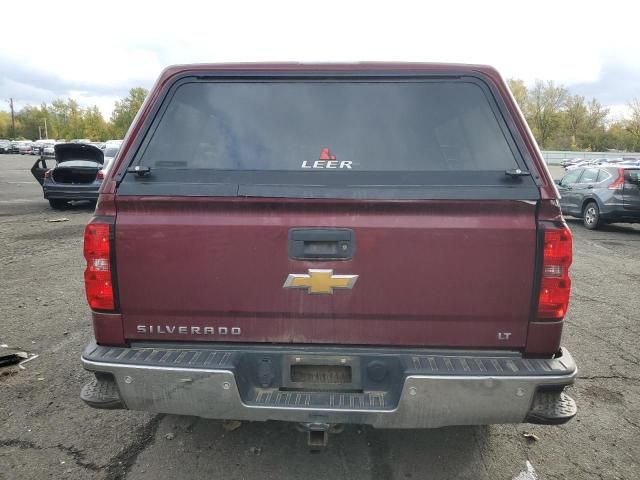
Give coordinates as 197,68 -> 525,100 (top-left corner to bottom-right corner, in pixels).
290,364 -> 352,385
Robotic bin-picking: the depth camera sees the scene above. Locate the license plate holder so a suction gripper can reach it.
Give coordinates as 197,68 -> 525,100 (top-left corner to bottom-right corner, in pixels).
283,355 -> 361,391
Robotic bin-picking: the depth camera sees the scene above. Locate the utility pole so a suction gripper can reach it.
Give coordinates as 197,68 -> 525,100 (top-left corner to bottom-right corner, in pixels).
8,98 -> 15,139
38,126 -> 42,140
44,118 -> 48,139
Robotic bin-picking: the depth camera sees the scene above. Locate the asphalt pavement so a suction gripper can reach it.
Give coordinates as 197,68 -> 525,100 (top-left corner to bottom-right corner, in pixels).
0,155 -> 638,479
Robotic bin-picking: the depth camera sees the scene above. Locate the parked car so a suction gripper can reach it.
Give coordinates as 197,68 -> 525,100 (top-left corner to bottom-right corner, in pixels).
79,63 -> 577,448
618,159 -> 640,167
601,158 -> 623,165
7,141 -> 19,153
565,159 -> 590,171
0,140 -> 10,153
36,140 -> 57,159
31,143 -> 106,209
41,140 -> 64,159
102,145 -> 120,167
32,140 -> 49,156
556,166 -> 640,229
589,158 -> 612,166
18,141 -> 34,155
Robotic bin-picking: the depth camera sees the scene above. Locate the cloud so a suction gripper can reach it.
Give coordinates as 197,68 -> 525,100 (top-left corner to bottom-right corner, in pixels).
568,60 -> 640,107
1,0 -> 639,120
0,54 -> 147,119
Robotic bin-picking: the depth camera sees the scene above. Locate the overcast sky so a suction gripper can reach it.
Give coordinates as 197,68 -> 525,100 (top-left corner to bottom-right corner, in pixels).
2,0 -> 639,120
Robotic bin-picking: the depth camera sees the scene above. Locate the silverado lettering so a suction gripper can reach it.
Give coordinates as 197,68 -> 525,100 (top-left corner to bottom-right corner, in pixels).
136,325 -> 241,335
80,63 -> 577,448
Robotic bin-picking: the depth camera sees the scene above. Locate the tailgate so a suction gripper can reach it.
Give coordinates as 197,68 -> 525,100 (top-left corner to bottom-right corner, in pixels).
115,197 -> 536,348
112,75 -> 540,348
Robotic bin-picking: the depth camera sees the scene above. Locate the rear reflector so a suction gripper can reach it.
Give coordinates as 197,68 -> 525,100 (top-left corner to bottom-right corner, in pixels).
96,170 -> 105,180
84,223 -> 115,311
537,225 -> 572,320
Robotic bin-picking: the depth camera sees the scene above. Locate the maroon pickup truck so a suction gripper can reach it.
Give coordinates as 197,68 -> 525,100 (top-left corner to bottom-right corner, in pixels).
80,63 -> 576,447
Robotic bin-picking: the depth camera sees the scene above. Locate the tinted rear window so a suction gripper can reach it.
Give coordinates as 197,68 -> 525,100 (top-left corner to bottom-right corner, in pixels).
625,169 -> 640,184
137,81 -> 519,173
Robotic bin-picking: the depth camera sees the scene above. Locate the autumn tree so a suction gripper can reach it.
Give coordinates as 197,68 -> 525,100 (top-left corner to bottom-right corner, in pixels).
528,80 -> 568,149
0,111 -> 10,138
110,87 -> 148,138
507,78 -> 529,116
564,95 -> 587,148
83,106 -> 109,140
626,98 -> 640,151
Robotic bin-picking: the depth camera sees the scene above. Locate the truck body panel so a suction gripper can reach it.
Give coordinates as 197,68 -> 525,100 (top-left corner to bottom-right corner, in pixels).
81,63 -> 577,432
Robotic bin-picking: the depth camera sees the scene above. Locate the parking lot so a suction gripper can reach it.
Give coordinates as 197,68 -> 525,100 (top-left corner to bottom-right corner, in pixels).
0,154 -> 638,480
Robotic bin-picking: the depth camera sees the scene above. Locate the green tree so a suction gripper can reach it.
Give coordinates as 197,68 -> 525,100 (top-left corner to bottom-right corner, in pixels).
586,99 -> 608,130
0,111 -> 13,138
626,98 -> 640,151
607,122 -> 635,151
581,99 -> 609,151
110,87 -> 148,138
83,106 -> 109,141
564,95 -> 587,148
528,80 -> 568,149
48,99 -> 73,140
507,78 -> 529,116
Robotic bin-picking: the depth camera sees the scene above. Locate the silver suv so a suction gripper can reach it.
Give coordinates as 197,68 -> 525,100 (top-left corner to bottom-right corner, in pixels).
557,166 -> 640,229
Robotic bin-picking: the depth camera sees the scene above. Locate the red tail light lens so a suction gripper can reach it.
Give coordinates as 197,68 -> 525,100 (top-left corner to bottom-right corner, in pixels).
96,170 -> 105,180
537,225 -> 572,319
608,168 -> 624,190
84,223 -> 115,311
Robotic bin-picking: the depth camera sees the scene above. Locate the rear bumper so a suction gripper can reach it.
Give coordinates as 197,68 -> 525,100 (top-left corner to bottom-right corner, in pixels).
43,184 -> 99,200
81,342 -> 577,428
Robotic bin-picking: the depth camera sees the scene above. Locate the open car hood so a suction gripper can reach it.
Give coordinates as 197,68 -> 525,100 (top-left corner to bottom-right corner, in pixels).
54,143 -> 104,164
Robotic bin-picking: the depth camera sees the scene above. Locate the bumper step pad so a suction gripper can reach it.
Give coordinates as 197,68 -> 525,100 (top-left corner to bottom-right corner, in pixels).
80,376 -> 124,410
249,389 -> 391,410
526,391 -> 577,425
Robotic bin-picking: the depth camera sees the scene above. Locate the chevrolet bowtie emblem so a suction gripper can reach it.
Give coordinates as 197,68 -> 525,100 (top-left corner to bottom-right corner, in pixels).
283,269 -> 358,294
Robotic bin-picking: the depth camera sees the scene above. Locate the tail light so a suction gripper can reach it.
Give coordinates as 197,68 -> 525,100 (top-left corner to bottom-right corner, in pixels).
536,224 -> 572,320
96,170 -> 105,180
84,222 -> 115,311
608,168 -> 624,190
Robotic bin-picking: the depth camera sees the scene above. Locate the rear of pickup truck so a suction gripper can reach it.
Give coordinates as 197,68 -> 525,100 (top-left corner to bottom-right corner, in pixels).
80,64 -> 576,442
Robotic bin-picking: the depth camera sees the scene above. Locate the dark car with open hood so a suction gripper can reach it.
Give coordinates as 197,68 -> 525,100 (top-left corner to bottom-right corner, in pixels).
31,143 -> 107,209
79,63 -> 577,449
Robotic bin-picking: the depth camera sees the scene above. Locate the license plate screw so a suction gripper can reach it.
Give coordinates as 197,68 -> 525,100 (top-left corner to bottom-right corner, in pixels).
222,381 -> 231,390
124,376 -> 133,384
409,387 -> 417,396
340,358 -> 347,364
516,388 -> 525,397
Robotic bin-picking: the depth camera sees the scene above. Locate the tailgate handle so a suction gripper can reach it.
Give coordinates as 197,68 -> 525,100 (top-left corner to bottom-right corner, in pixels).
288,228 -> 354,261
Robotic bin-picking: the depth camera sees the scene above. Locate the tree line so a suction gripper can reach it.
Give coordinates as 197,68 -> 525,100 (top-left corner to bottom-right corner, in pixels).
507,79 -> 640,152
2,81 -> 640,152
0,87 -> 148,141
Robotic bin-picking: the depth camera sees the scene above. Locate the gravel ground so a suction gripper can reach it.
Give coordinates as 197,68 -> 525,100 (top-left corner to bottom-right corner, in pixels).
0,155 -> 638,480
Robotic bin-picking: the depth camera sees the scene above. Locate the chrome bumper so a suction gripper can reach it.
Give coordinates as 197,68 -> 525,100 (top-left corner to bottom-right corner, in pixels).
81,342 -> 577,428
